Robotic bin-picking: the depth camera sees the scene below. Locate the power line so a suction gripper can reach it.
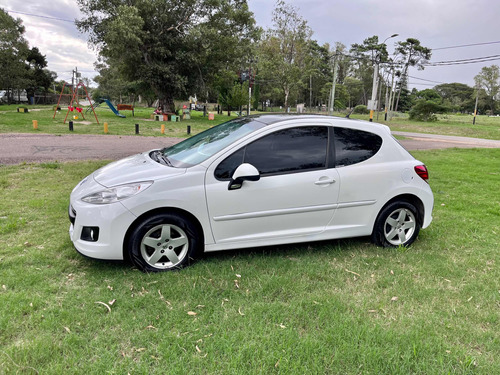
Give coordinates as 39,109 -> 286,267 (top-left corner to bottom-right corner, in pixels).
408,82 -> 437,86
432,40 -> 500,51
408,75 -> 445,84
425,57 -> 500,66
425,54 -> 500,64
6,10 -> 75,23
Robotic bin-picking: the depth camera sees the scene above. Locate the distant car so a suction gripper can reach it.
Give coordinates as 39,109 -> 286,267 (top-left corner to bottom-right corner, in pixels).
0,89 -> 28,103
69,115 -> 433,272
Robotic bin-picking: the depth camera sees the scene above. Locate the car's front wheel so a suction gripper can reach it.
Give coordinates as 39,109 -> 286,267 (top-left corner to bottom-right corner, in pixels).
372,201 -> 421,247
128,212 -> 201,272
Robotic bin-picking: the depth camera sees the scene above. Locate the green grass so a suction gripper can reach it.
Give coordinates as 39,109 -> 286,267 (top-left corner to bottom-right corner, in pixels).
0,104 -> 235,137
343,112 -> 500,140
0,148 -> 499,374
2,104 -> 499,140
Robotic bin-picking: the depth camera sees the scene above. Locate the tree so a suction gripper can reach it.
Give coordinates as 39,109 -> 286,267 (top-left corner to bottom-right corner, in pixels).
434,83 -> 474,112
349,36 -> 390,105
25,47 -> 57,97
76,0 -> 259,112
415,88 -> 441,102
343,76 -> 364,108
393,38 -> 432,112
258,0 -> 312,109
474,65 -> 500,113
0,8 -> 30,101
409,99 -> 448,121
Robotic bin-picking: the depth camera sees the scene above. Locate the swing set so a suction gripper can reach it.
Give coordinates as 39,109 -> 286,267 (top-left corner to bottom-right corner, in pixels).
53,81 -> 100,124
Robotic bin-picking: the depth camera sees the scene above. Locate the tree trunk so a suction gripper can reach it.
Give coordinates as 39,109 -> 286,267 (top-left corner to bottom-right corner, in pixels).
159,95 -> 175,113
284,86 -> 290,110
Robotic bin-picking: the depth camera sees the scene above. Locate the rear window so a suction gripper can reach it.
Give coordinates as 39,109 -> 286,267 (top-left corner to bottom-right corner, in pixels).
334,127 -> 382,167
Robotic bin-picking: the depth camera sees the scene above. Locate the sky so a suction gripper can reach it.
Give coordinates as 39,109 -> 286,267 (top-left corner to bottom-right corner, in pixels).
2,0 -> 500,89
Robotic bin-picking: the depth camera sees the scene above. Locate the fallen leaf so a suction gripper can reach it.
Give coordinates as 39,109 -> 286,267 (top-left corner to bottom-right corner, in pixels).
64,326 -> 71,333
108,299 -> 116,306
279,323 -> 286,329
391,296 -> 398,302
187,311 -> 197,316
235,274 -> 241,278
345,269 -> 361,277
107,285 -> 113,291
368,310 -> 377,313
196,345 -> 202,353
390,270 -> 394,275
238,307 -> 245,316
95,301 -> 112,313
135,348 -> 146,352
196,305 -> 205,308
467,296 -> 473,302
2,285 -> 6,290
145,325 -> 156,330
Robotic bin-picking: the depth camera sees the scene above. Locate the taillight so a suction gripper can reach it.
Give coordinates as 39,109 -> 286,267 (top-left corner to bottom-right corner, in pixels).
414,165 -> 429,182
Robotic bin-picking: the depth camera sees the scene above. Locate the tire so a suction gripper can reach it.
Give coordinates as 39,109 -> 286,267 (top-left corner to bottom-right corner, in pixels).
128,212 -> 201,272
371,201 -> 421,247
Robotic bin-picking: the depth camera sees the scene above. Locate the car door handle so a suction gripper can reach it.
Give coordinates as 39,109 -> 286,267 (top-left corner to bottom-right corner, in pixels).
314,177 -> 336,186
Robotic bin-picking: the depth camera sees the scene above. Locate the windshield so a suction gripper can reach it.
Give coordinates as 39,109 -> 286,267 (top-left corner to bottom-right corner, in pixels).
161,117 -> 265,167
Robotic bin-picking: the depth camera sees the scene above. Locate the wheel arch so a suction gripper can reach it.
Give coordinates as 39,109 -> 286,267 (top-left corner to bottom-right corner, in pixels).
123,207 -> 205,261
374,194 -> 425,230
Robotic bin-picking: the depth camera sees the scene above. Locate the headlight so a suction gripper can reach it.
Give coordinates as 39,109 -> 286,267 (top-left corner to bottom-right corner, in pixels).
81,182 -> 153,204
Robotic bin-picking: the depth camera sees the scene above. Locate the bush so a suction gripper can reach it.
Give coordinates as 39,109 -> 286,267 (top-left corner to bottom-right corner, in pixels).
353,104 -> 369,114
409,99 -> 449,122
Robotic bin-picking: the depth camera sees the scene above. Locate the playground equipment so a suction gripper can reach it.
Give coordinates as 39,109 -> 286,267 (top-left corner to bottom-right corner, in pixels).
53,81 -> 99,124
85,99 -> 131,118
117,104 -> 134,116
101,99 -> 126,118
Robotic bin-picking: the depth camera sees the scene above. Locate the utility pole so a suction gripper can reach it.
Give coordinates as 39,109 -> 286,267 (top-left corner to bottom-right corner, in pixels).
473,84 -> 479,125
386,68 -> 395,121
309,74 -> 312,112
368,63 -> 379,122
376,69 -> 384,122
370,34 -> 398,122
328,54 -> 339,115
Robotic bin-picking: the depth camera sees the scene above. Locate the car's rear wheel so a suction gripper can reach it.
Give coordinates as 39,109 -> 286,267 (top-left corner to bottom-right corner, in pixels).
128,212 -> 201,272
372,201 -> 421,247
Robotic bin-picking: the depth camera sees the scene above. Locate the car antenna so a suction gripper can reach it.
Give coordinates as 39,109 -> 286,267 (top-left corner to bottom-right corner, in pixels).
345,108 -> 355,118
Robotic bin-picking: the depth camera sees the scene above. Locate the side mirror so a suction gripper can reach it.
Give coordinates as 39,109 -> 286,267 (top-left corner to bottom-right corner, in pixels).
228,163 -> 260,190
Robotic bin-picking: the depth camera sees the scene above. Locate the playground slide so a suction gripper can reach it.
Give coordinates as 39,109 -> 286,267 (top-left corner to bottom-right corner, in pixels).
103,99 -> 126,118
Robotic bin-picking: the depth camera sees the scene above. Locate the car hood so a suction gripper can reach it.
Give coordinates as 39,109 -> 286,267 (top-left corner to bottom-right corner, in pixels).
93,151 -> 186,187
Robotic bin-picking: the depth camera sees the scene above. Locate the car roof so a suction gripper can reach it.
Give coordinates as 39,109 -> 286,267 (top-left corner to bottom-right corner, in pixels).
249,114 -> 391,134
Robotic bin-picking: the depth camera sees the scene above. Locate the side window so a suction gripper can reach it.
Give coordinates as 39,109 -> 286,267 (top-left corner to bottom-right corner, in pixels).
214,149 -> 244,180
245,126 -> 328,175
334,127 -> 382,167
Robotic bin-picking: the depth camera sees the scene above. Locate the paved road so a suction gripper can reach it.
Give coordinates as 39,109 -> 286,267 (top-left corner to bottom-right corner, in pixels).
0,131 -> 499,165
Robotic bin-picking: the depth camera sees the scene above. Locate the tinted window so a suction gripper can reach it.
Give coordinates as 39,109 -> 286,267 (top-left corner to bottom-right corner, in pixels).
334,127 -> 382,167
245,126 -> 328,175
214,149 -> 245,180
161,117 -> 264,167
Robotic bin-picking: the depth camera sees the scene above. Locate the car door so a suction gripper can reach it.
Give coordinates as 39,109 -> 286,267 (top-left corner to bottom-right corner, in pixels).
205,125 -> 340,245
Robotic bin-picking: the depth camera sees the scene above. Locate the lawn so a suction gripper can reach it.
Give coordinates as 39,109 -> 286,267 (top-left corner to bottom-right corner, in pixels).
0,148 -> 498,374
1,104 -> 499,140
344,112 -> 500,140
0,104 -> 235,138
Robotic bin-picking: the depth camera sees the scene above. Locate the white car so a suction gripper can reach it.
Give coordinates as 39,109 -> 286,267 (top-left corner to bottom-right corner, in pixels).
69,115 -> 433,272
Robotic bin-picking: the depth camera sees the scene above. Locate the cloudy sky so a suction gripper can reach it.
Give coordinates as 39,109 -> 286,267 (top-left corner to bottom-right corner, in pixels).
2,0 -> 500,89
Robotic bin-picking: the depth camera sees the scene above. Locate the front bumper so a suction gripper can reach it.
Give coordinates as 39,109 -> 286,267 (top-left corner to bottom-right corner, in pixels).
69,199 -> 137,260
